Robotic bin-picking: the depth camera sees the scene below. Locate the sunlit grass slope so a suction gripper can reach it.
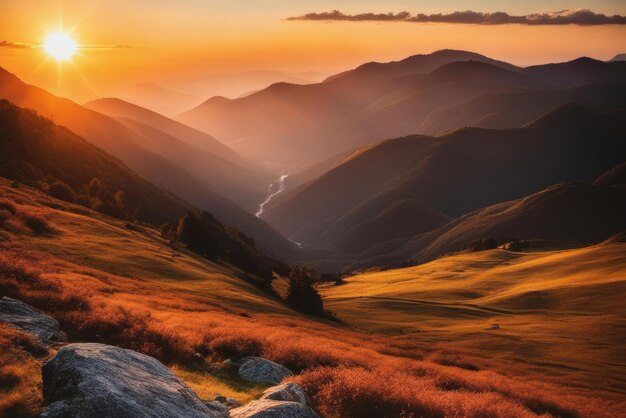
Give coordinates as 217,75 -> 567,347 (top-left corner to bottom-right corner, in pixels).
322,244 -> 626,396
2,177 -> 625,417
1,178 -> 288,314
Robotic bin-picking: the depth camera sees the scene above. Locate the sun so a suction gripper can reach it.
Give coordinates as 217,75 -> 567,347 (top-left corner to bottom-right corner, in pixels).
43,32 -> 77,60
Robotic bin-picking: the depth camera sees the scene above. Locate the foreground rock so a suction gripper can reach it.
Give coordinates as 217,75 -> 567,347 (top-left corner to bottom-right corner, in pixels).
260,383 -> 309,404
41,343 -> 221,418
0,296 -> 62,342
238,357 -> 293,385
204,401 -> 231,418
215,395 -> 242,408
231,400 -> 320,418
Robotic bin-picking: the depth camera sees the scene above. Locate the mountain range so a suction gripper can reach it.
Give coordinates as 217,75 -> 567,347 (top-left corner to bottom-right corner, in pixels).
263,104 -> 626,267
177,50 -> 626,169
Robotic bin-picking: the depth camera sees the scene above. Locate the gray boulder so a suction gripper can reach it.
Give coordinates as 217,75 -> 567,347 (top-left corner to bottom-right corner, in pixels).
260,383 -> 308,404
205,401 -> 231,418
238,357 -> 293,385
231,400 -> 319,418
41,343 -> 222,418
0,296 -> 62,342
215,395 -> 242,408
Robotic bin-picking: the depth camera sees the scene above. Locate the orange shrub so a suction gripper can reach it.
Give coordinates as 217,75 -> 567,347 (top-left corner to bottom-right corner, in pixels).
1,250 -> 623,417
0,324 -> 48,418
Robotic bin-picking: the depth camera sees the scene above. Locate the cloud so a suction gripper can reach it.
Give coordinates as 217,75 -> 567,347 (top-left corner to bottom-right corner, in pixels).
0,41 -> 33,49
286,9 -> 626,25
287,10 -> 411,22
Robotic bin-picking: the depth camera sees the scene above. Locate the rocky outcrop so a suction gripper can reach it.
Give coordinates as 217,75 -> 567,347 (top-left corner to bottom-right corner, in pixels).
204,401 -> 231,418
260,383 -> 308,404
231,382 -> 318,418
41,343 -> 222,418
215,395 -> 242,408
0,296 -> 62,342
231,399 -> 320,418
238,357 -> 293,385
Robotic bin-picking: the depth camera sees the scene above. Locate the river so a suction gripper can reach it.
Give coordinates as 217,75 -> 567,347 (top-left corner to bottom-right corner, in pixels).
255,173 -> 289,217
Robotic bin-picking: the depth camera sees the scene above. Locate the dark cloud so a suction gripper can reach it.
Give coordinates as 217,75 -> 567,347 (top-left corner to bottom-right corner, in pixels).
286,9 -> 626,25
287,10 -> 411,22
0,41 -> 33,49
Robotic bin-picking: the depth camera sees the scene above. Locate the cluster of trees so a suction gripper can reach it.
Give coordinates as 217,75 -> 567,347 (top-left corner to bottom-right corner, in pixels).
287,266 -> 325,316
163,212 -> 330,317
161,211 -> 289,284
464,237 -> 499,252
464,237 -> 533,253
47,178 -> 133,220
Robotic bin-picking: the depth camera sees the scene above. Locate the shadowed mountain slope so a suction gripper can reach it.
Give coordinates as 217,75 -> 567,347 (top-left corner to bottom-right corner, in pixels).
0,67 -> 300,260
108,116 -> 268,210
523,57 -> 626,87
85,98 -> 272,209
264,105 -> 626,256
335,160 -> 626,272
594,161 -> 626,186
84,98 -> 246,165
395,181 -> 626,266
326,199 -> 450,255
0,101 -> 290,279
419,83 -> 626,135
0,99 -> 189,226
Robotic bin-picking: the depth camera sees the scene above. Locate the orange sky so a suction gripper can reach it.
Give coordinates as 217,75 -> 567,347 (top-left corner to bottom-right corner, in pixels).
1,1 -> 625,102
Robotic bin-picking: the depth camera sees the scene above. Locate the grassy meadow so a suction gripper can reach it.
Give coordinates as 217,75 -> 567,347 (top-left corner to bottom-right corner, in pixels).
1,177 -> 625,417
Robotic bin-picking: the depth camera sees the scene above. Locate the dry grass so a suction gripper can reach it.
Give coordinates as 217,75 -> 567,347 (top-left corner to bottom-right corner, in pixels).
171,365 -> 266,404
0,324 -> 49,418
322,244 -> 626,398
1,178 -> 625,417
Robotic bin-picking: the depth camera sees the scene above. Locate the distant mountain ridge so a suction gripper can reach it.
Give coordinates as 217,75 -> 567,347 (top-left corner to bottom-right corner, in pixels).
610,53 -> 626,62
178,50 -> 626,169
324,49 -> 519,83
113,83 -> 203,117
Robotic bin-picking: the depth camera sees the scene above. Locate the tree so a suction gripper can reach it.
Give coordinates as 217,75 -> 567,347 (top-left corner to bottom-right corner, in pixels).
89,178 -> 102,197
464,236 -> 499,252
114,190 -> 127,218
287,266 -> 325,316
48,181 -> 75,202
176,212 -> 211,255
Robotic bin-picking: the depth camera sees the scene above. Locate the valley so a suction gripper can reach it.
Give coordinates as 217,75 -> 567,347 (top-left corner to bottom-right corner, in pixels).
256,174 -> 290,217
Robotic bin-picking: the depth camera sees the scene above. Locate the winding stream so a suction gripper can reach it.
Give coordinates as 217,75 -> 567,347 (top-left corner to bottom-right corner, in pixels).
255,173 -> 289,217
